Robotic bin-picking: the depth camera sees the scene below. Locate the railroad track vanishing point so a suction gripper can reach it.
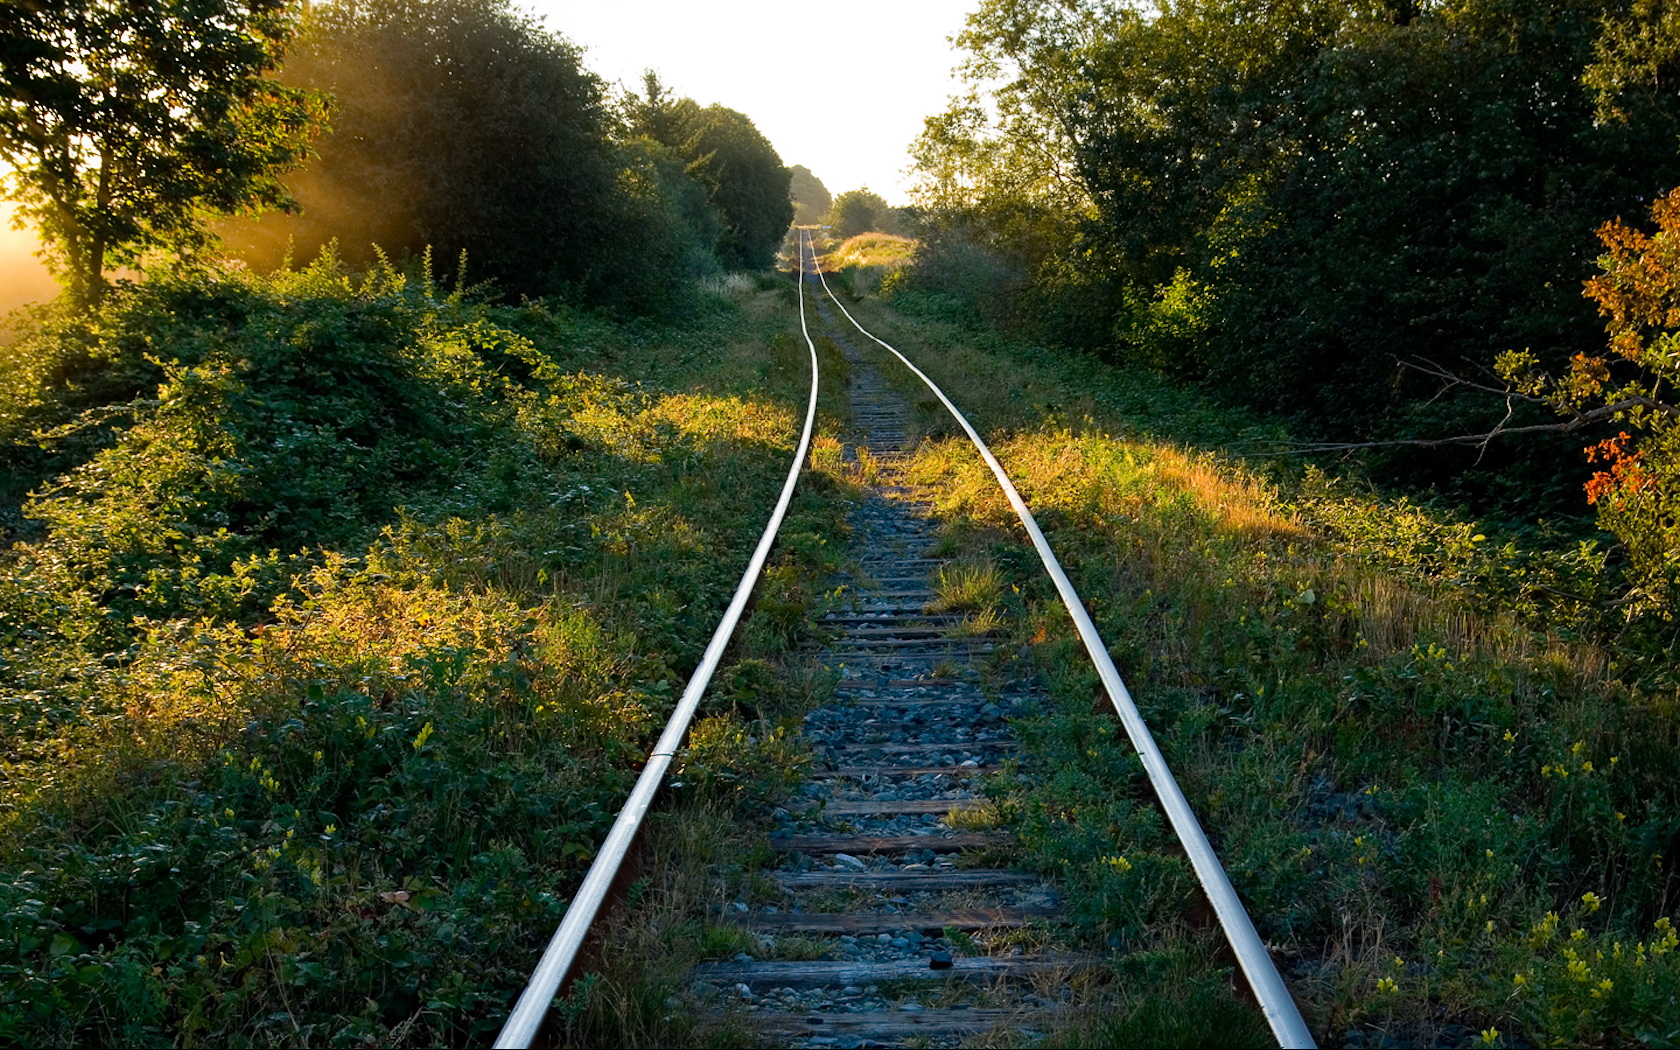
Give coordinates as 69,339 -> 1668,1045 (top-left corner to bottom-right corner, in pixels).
498,232 -> 1313,1050
686,239 -> 1081,1048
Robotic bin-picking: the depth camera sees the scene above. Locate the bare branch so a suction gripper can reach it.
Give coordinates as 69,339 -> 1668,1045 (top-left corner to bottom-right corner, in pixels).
1256,397 -> 1678,456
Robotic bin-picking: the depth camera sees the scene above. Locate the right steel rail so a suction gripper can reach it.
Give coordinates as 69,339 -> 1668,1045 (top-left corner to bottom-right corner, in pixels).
811,259 -> 1317,1050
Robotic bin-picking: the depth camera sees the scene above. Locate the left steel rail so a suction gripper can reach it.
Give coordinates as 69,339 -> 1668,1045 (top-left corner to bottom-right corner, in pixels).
492,245 -> 822,1049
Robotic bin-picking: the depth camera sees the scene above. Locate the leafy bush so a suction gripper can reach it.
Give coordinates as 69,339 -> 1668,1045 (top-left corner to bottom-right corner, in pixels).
0,258 -> 837,1046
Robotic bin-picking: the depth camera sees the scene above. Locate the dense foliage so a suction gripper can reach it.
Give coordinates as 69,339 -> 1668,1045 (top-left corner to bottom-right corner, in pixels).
1517,189 -> 1680,623
624,74 -> 794,271
0,0 -> 326,303
0,261 -> 832,1046
788,164 -> 831,226
908,0 -> 1680,510
220,0 -> 723,307
828,188 -> 892,240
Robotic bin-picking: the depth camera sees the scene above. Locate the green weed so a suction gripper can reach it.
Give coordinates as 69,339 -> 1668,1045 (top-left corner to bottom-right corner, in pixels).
832,289 -> 1680,1047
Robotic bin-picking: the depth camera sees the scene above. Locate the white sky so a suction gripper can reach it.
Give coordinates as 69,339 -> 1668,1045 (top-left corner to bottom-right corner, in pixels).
531,0 -> 977,205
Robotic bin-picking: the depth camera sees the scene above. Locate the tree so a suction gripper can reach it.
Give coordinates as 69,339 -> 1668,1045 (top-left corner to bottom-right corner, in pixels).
911,0 -> 1680,511
224,0 -> 624,300
1522,189 -> 1680,618
830,188 -> 891,239
621,76 -> 792,270
683,105 -> 792,269
0,0 -> 326,304
789,165 -> 831,226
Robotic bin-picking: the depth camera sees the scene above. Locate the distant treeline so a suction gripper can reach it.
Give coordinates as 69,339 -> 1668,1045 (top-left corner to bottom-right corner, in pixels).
905,0 -> 1680,514
221,0 -> 792,309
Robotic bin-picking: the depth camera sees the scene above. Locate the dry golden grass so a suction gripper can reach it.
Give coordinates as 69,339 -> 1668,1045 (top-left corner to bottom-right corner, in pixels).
903,424 -> 1616,692
828,233 -> 917,270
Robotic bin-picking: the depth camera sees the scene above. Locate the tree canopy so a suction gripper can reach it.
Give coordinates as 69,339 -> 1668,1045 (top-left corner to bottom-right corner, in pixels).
0,0 -> 326,303
830,188 -> 891,239
220,0 -> 645,300
789,165 -> 831,226
624,75 -> 793,270
909,0 -> 1680,509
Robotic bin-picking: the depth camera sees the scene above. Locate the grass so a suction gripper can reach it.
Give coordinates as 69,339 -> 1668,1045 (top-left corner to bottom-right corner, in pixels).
535,302 -> 866,1048
824,232 -> 918,298
0,260 -> 854,1047
821,285 -> 1680,1047
928,558 -> 1005,614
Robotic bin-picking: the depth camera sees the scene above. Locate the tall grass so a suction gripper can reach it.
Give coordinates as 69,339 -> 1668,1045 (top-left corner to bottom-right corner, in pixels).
825,232 -> 917,297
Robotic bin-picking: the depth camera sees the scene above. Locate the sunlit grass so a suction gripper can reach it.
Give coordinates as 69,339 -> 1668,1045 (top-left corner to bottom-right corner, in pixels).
832,287 -> 1676,1047
824,232 -> 918,297
827,232 -> 917,269
0,263 -> 850,1047
928,558 -> 1004,614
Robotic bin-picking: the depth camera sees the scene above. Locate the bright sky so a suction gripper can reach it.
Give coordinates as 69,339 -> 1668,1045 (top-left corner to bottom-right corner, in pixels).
2,1 -> 979,311
531,0 -> 977,205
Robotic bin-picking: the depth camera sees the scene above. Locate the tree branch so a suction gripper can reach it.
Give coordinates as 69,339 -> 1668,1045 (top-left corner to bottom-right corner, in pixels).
1257,397 -> 1678,456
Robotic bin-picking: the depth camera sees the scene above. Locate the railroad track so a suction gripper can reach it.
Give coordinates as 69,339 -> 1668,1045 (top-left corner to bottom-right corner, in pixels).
687,264 -> 1071,1046
494,232 -> 1315,1049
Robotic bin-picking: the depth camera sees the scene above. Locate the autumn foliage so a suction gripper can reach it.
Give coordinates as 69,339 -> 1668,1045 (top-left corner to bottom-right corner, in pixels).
1579,189 -> 1680,616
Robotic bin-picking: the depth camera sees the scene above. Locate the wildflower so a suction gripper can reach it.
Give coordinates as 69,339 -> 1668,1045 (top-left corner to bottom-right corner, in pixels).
1376,976 -> 1398,993
1479,1028 -> 1500,1047
1582,892 -> 1603,913
1591,978 -> 1613,998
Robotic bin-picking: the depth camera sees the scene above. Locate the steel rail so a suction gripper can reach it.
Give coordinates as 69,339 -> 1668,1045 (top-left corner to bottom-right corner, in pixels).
810,261 -> 1317,1050
492,243 -> 823,1050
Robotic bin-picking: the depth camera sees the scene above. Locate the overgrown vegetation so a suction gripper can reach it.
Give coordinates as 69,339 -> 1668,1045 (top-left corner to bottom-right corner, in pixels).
825,232 -> 917,298
217,2 -> 791,307
908,0 -> 1680,515
0,259 -> 842,1047
832,286 -> 1680,1048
